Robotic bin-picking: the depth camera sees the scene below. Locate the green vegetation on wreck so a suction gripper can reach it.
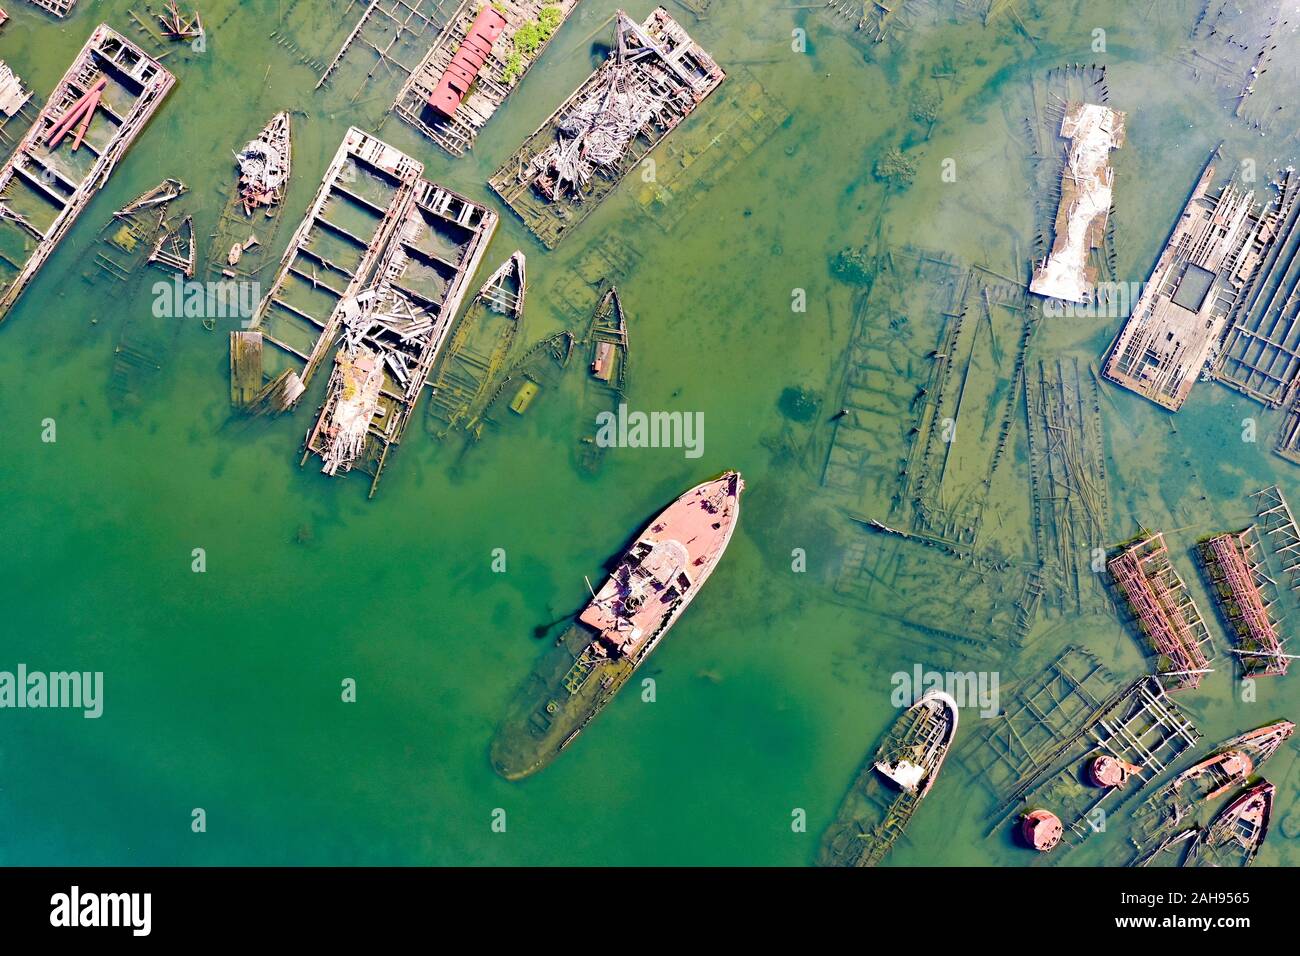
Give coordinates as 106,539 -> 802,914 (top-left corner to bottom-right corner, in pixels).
502,5 -> 563,84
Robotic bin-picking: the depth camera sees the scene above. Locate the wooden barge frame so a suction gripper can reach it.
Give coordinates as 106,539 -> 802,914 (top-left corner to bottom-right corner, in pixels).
236,127 -> 496,496
300,177 -> 497,493
488,7 -> 725,248
23,0 -> 77,16
0,24 -> 176,326
393,0 -> 583,158
1102,155 -> 1300,414
240,127 -> 425,403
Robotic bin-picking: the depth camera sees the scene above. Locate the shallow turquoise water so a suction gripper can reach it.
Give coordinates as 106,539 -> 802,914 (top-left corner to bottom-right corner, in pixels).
0,0 -> 1297,865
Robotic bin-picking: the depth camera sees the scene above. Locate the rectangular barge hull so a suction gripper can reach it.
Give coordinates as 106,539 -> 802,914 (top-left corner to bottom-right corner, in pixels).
488,7 -> 724,248
392,0 -> 584,158
0,24 -> 175,326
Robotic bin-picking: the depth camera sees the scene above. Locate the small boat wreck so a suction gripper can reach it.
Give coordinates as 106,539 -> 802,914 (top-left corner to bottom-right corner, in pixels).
1029,102 -> 1125,304
85,178 -> 187,283
1186,781 -> 1274,867
207,111 -> 291,283
574,286 -> 629,475
1132,720 -> 1293,852
147,213 -> 195,277
426,251 -> 526,438
236,111 -> 291,215
817,691 -> 959,867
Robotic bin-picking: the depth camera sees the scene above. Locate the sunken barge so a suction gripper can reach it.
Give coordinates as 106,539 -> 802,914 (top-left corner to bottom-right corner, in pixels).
0,24 -> 175,325
488,7 -> 724,248
234,127 -> 496,496
393,0 -> 583,157
1102,155 -> 1300,416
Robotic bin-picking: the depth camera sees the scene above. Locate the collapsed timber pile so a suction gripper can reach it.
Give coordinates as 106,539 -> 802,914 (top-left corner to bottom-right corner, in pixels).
237,128 -> 497,496
1197,530 -> 1288,677
393,0 -> 582,157
1107,533 -> 1215,692
304,179 -> 498,490
1103,157 -> 1300,411
0,24 -> 176,325
1029,102 -> 1124,304
489,7 -> 725,248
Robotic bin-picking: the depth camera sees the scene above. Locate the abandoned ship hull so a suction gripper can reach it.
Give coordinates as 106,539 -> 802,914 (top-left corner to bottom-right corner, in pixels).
491,472 -> 744,780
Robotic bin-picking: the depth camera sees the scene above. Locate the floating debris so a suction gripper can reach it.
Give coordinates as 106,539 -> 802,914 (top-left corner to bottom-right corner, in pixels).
157,0 -> 202,41
0,24 -> 176,326
491,472 -> 744,780
818,691 -> 960,866
147,214 -> 195,278
489,7 -> 725,248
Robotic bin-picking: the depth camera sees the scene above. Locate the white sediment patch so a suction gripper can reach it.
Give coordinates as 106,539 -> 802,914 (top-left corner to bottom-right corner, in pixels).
1031,102 -> 1126,304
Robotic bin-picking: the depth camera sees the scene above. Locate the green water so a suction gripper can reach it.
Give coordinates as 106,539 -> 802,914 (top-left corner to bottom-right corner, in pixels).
1,0 -> 1298,866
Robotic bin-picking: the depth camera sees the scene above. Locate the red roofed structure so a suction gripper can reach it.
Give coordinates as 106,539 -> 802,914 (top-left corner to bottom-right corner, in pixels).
428,6 -> 506,117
